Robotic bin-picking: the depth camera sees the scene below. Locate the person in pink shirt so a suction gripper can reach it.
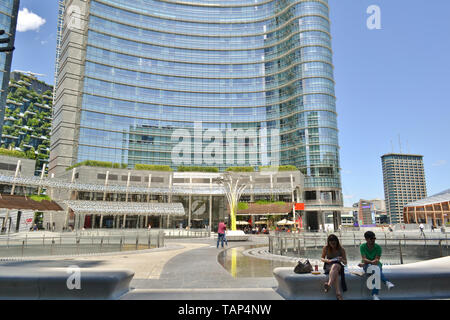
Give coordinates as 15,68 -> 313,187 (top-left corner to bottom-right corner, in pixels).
217,221 -> 227,248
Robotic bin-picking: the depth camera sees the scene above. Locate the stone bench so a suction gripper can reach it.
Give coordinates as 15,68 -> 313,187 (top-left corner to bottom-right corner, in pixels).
273,257 -> 450,300
0,267 -> 134,300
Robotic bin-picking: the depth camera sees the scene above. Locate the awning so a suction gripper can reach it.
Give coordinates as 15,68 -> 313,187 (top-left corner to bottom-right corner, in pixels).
0,194 -> 63,211
277,219 -> 295,225
63,201 -> 185,216
0,175 -> 296,196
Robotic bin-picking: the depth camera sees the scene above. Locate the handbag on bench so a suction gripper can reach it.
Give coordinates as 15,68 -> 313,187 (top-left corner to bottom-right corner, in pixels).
294,259 -> 313,274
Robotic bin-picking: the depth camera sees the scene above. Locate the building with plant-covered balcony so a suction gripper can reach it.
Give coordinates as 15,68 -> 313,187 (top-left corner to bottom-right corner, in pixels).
1,72 -> 53,176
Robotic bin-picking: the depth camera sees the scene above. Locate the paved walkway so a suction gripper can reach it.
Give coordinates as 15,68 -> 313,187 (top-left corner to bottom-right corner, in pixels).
0,236 -> 284,300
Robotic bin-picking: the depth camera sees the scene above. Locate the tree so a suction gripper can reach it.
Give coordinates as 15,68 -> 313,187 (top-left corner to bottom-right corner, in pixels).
26,147 -> 36,159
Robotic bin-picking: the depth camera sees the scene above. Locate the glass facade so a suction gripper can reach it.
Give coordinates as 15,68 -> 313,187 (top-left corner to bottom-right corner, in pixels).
56,0 -> 341,192
54,0 -> 65,95
0,0 -> 19,135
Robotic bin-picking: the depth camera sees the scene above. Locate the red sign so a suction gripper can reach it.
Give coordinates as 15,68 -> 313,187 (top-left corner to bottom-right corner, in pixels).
295,203 -> 305,210
25,218 -> 33,224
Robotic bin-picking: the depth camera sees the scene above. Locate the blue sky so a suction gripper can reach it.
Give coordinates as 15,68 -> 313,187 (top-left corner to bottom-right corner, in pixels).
10,0 -> 450,206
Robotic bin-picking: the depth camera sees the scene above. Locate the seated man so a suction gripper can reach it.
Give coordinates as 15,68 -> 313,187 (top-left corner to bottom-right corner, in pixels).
359,231 -> 395,300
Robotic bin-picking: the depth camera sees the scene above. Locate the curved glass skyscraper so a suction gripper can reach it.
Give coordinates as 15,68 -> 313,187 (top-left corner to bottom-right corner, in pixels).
51,0 -> 342,227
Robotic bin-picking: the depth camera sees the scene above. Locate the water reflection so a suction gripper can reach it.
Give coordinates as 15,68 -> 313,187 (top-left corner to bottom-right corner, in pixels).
218,245 -> 296,278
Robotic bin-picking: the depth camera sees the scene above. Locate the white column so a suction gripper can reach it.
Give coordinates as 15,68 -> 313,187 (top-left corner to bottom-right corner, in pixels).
209,178 -> 213,236
64,168 -> 76,229
10,159 -> 21,195
188,195 -> 192,230
49,174 -> 55,200
270,173 -> 273,199
123,171 -> 131,228
188,176 -> 192,229
290,174 -> 295,202
125,171 -> 130,202
167,174 -> 172,228
147,174 -> 152,203
250,176 -> 254,202
37,163 -> 46,195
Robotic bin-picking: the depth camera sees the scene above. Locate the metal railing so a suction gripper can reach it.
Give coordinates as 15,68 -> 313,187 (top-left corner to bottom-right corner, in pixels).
60,228 -> 209,237
163,228 -> 210,239
268,231 -> 449,265
0,230 -> 165,258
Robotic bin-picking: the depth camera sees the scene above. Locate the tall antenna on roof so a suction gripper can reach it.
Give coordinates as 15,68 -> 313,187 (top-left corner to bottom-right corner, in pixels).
398,134 -> 402,154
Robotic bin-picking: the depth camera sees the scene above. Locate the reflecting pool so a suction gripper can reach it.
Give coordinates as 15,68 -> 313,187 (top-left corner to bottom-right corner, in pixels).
218,245 -> 296,278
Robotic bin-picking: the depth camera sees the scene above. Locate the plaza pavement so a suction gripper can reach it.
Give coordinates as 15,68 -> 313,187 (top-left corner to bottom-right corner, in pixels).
0,236 -> 284,300
0,230 -> 446,300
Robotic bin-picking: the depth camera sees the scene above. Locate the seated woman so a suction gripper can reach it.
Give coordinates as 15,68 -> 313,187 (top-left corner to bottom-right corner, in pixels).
321,234 -> 348,300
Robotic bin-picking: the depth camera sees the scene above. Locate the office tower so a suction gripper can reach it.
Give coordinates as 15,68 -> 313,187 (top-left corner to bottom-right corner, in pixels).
357,200 -> 375,226
381,153 -> 427,224
0,0 -> 20,135
353,198 -> 387,226
53,0 -> 65,99
50,0 -> 342,229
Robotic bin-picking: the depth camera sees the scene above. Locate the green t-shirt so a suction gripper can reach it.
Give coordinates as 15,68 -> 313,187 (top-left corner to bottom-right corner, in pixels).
360,243 -> 382,266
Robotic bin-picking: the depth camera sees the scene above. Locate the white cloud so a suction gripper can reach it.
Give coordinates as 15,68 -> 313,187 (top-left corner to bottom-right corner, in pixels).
17,8 -> 46,32
432,160 -> 447,167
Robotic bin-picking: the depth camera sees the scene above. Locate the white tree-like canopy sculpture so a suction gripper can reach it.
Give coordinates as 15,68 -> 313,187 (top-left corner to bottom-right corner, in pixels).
215,173 -> 247,231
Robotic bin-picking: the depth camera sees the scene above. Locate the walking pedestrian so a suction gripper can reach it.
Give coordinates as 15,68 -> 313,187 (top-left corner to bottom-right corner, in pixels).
419,223 -> 425,237
223,222 -> 228,246
217,221 -> 226,248
358,231 -> 395,300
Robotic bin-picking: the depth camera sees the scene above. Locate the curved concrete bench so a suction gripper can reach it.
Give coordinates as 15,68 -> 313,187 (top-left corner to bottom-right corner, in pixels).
273,257 -> 450,300
0,268 -> 134,300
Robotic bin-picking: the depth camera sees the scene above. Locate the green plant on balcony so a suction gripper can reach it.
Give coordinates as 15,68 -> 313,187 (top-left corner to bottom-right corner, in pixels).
255,200 -> 286,205
238,202 -> 249,210
66,160 -> 127,171
134,164 -> 172,171
0,147 -> 30,159
226,166 -> 255,172
177,166 -> 219,172
259,165 -> 298,171
29,194 -> 51,202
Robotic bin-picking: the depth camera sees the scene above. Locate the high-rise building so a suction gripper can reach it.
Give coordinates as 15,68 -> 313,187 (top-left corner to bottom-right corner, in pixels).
352,198 -> 387,226
53,0 -> 65,100
50,0 -> 342,230
381,153 -> 427,224
0,0 -> 20,135
2,71 -> 53,176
